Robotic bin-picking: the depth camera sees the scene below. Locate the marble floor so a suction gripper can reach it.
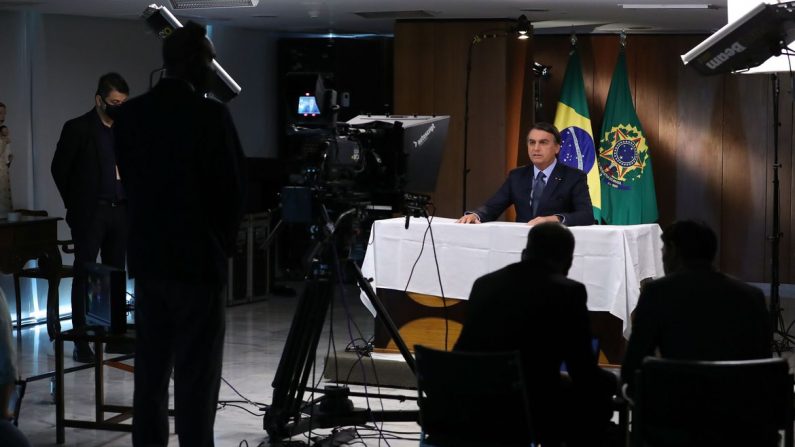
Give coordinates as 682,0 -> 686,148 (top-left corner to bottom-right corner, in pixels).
12,282 -> 422,447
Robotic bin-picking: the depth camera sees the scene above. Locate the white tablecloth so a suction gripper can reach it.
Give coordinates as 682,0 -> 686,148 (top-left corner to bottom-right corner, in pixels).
360,217 -> 664,336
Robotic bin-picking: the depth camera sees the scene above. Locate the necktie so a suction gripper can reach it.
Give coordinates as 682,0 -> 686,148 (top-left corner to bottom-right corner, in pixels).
532,171 -> 546,217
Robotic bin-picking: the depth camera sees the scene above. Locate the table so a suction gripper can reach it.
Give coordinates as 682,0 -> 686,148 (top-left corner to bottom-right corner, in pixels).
54,328 -> 140,444
361,217 -> 664,337
0,216 -> 63,338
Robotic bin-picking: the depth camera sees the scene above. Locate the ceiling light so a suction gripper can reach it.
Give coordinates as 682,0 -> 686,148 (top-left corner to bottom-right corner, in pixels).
515,14 -> 532,40
619,3 -> 716,9
168,0 -> 259,9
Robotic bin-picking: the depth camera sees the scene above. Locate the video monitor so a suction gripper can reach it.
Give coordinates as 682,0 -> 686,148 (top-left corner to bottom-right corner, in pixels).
298,94 -> 321,116
285,72 -> 337,128
85,263 -> 128,334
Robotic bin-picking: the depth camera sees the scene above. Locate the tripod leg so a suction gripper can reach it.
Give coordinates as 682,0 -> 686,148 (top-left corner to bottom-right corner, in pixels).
350,261 -> 416,374
264,276 -> 334,440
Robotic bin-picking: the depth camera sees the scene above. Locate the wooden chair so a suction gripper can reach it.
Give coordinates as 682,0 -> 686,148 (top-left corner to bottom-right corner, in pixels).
11,209 -> 73,330
632,357 -> 794,447
414,344 -> 535,447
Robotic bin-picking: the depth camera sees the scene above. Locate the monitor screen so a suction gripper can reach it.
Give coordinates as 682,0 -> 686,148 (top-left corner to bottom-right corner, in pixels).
85,263 -> 128,334
298,95 -> 321,116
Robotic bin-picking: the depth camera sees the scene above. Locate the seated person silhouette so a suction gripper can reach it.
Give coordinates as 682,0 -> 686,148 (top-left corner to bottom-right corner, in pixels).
621,220 -> 771,395
455,222 -> 616,446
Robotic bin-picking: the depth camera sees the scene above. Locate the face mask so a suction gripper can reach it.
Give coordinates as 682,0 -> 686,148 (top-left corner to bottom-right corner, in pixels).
103,100 -> 122,119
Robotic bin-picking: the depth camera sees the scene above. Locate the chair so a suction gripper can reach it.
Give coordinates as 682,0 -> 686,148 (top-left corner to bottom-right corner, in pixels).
414,345 -> 535,447
11,209 -> 74,330
631,357 -> 794,447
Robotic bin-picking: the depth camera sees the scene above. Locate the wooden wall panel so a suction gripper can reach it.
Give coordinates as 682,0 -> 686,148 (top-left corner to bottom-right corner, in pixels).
673,51 -> 724,231
722,76 -> 769,280
394,20 -> 532,220
466,33 -> 509,215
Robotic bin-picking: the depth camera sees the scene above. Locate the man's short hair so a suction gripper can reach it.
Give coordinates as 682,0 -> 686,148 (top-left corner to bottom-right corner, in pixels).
662,220 -> 718,262
95,73 -> 129,98
524,222 -> 575,267
529,122 -> 562,144
163,21 -> 211,70
0,102 -> 5,109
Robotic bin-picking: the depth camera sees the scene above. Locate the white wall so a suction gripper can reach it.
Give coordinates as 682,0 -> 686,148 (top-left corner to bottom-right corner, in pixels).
0,11 -> 278,320
212,25 -> 278,158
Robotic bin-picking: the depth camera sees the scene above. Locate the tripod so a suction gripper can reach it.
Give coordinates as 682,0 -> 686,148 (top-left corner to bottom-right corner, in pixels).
263,207 -> 417,445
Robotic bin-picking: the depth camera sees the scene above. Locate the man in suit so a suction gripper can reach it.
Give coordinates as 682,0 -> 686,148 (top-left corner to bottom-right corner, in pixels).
454,223 -> 616,446
621,220 -> 771,393
457,122 -> 594,226
113,22 -> 245,447
51,73 -> 129,363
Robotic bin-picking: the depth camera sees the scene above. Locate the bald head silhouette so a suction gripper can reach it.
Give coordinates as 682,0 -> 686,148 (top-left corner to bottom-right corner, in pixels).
522,222 -> 575,275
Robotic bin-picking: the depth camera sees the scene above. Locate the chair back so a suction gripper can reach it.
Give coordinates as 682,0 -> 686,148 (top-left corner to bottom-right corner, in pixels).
415,345 -> 534,447
633,357 -> 793,447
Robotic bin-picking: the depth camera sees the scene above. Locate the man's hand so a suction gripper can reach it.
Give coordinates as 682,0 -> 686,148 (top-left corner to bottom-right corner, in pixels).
527,215 -> 561,226
456,213 -> 481,224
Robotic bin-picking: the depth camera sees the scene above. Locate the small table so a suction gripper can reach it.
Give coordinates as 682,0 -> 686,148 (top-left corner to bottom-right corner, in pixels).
54,328 -> 136,444
0,215 -> 63,338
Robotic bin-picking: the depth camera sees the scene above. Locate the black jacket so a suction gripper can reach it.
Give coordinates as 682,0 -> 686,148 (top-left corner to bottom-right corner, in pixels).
52,109 -> 106,230
113,78 -> 245,283
621,266 -> 771,391
473,162 -> 594,225
454,260 -> 614,442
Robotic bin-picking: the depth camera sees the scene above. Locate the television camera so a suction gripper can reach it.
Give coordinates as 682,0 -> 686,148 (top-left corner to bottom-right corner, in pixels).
264,75 -> 449,444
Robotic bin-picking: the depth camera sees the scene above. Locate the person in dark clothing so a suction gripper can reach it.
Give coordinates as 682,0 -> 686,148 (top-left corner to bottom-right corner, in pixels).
456,122 -> 594,226
52,72 -> 129,363
454,222 -> 616,447
621,220 -> 771,395
113,22 -> 245,447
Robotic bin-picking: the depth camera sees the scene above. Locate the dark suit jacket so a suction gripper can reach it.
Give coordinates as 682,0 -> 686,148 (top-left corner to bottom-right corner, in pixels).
621,266 -> 771,391
473,162 -> 594,226
113,78 -> 245,284
454,260 -> 614,442
51,110 -> 105,230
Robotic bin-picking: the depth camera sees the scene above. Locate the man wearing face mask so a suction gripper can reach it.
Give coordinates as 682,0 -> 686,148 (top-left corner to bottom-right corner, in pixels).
52,73 -> 130,363
114,21 -> 245,447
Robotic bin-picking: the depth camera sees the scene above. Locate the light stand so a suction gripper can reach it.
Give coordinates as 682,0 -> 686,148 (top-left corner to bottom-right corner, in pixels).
769,73 -> 795,351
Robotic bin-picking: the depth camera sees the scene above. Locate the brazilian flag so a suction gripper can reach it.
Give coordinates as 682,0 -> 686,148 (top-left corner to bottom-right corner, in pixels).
554,46 -> 601,223
598,49 -> 658,225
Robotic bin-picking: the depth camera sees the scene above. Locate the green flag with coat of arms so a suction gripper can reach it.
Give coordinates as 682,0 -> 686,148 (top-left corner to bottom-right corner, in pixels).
598,49 -> 658,224
554,45 -> 601,223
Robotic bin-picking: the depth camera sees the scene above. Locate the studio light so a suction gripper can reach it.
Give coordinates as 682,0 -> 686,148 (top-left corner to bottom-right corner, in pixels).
168,0 -> 258,9
532,62 -> 551,78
